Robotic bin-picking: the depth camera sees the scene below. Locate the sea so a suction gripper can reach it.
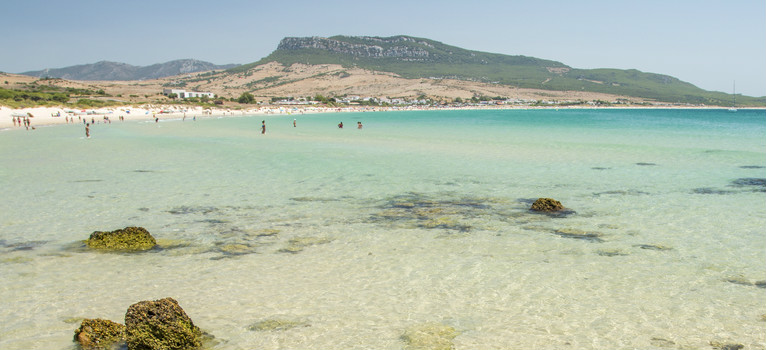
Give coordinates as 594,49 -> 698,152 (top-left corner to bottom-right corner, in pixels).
1,108 -> 764,350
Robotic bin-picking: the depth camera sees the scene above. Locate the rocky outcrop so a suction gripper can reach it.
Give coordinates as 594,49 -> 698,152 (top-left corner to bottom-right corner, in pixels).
73,318 -> 126,350
85,226 -> 157,251
530,198 -> 565,212
277,36 -> 431,60
125,297 -> 203,350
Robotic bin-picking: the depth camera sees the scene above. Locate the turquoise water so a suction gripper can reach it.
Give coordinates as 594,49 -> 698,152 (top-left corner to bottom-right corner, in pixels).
1,108 -> 765,349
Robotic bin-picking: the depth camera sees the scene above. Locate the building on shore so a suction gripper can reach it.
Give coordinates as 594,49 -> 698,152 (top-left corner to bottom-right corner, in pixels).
162,89 -> 215,99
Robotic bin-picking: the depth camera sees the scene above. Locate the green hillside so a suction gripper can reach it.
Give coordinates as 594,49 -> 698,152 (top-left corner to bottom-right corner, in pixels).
236,35 -> 764,106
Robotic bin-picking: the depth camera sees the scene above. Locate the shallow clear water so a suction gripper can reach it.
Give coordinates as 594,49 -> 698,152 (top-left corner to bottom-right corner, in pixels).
1,108 -> 765,349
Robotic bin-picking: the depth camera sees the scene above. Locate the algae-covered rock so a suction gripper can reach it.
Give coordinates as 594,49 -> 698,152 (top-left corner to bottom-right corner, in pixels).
710,340 -> 744,350
401,322 -> 459,350
278,236 -> 333,254
125,297 -> 202,350
86,227 -> 156,251
73,318 -> 125,350
530,198 -> 564,212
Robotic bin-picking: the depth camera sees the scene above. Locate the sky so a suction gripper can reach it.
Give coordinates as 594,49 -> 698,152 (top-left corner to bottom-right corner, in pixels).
2,0 -> 764,97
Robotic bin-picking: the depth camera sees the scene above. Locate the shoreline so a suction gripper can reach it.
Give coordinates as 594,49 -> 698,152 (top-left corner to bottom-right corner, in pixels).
1,104 -> 761,130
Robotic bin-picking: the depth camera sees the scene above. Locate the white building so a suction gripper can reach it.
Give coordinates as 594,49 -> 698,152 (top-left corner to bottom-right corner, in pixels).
163,89 -> 215,99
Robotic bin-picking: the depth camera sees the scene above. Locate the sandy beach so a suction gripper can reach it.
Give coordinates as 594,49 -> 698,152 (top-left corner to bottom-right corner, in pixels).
0,105 -> 379,130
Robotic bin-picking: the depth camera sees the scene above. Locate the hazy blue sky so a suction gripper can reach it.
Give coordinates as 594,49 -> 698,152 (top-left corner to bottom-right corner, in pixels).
2,0 -> 764,97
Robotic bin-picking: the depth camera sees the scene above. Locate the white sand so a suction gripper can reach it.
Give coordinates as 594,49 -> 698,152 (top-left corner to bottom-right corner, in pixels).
0,105 -> 356,130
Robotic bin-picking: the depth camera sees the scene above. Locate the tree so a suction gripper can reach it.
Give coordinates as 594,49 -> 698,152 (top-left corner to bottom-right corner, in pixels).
237,92 -> 255,104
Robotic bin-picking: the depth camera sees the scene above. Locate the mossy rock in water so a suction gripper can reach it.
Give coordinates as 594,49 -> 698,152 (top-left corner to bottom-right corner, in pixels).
401,322 -> 459,350
278,236 -> 332,254
420,217 -> 470,232
125,297 -> 203,350
73,318 -> 126,350
86,226 -> 156,251
530,198 -> 564,212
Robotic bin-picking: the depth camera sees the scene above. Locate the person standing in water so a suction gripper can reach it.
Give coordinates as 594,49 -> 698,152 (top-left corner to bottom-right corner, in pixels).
338,121 -> 343,129
357,121 -> 363,129
293,118 -> 296,127
85,123 -> 90,138
261,120 -> 266,134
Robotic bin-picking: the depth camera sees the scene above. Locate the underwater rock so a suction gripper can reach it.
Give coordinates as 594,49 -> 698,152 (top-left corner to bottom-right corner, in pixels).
723,276 -> 753,286
633,244 -> 672,251
166,206 -> 219,215
530,198 -> 564,212
278,236 -> 333,254
596,248 -> 628,257
554,228 -> 604,242
125,297 -> 203,350
247,318 -> 310,331
401,322 -> 459,350
73,318 -> 126,350
709,341 -> 744,350
85,227 -> 157,251
420,217 -> 471,232
649,337 -> 676,348
592,190 -> 650,197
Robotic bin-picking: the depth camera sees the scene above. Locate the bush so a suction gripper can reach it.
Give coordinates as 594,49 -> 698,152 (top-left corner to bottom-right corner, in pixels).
237,92 -> 255,104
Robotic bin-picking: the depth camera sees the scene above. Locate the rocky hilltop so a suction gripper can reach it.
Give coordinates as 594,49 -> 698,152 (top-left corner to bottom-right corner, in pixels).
277,36 -> 433,61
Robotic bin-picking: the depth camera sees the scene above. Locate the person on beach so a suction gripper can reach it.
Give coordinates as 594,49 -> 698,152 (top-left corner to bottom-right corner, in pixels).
338,121 -> 343,129
261,120 -> 266,134
85,123 -> 90,138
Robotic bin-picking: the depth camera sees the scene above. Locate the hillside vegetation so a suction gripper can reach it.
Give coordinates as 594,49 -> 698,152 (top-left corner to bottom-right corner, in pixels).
242,35 -> 764,106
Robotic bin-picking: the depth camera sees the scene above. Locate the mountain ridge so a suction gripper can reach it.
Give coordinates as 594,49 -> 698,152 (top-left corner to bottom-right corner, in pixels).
20,59 -> 238,81
234,35 -> 761,105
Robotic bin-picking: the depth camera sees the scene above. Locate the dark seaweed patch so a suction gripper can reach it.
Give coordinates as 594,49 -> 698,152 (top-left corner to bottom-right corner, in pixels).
368,193 -> 499,232
72,179 -> 104,183
635,162 -> 657,166
692,187 -> 736,195
591,167 -> 611,170
3,240 -> 47,251
290,197 -> 340,202
634,244 -> 672,251
553,229 -> 604,242
167,206 -> 220,215
730,178 -> 766,187
593,190 -> 649,197
739,165 -> 765,169
132,170 -> 156,173
730,178 -> 766,192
